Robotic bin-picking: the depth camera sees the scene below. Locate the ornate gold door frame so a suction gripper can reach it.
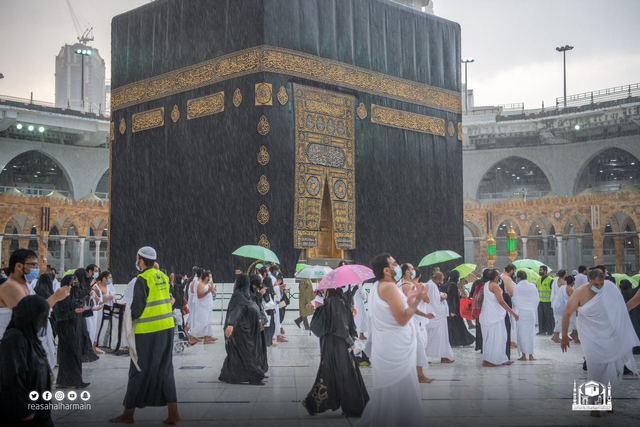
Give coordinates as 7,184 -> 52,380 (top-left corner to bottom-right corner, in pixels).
293,84 -> 356,254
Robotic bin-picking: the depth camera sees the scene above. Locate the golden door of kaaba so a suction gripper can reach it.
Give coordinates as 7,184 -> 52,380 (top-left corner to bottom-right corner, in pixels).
293,84 -> 356,258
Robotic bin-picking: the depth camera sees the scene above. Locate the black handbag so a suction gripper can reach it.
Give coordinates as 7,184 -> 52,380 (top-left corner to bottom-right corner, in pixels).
310,304 -> 327,337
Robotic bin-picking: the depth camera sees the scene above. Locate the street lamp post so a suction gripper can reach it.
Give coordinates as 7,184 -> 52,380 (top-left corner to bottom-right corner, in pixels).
555,45 -> 574,108
461,57 -> 475,114
74,48 -> 92,110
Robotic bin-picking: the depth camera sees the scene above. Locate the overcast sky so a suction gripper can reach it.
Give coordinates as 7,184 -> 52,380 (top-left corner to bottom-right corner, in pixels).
0,0 -> 638,109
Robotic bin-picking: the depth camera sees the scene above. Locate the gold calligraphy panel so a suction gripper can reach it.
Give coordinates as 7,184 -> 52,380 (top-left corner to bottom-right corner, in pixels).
294,84 -> 356,251
132,107 -> 164,133
187,91 -> 225,120
370,104 -> 445,136
111,45 -> 461,114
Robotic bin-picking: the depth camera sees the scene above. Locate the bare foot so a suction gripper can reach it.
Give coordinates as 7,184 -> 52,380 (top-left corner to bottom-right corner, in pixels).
109,416 -> 134,424
277,336 -> 288,343
518,356 -> 527,361
418,376 -> 435,383
441,358 -> 454,363
94,346 -> 104,355
551,336 -> 561,344
163,417 -> 180,425
502,360 -> 515,365
528,356 -> 536,361
590,411 -> 601,418
482,361 -> 497,367
510,342 -> 518,349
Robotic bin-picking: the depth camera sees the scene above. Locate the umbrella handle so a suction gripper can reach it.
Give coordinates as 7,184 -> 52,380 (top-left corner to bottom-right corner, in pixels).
246,259 -> 264,275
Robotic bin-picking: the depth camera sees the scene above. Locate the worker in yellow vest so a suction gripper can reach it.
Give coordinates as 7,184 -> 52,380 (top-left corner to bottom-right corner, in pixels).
536,265 -> 554,336
110,246 -> 180,425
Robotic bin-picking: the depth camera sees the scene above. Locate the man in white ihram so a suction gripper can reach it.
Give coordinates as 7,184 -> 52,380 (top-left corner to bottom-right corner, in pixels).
357,253 -> 429,427
424,271 -> 455,363
512,270 -> 539,360
561,268 -> 640,418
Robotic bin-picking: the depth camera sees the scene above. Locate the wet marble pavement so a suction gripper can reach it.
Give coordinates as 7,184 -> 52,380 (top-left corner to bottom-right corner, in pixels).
52,321 -> 640,427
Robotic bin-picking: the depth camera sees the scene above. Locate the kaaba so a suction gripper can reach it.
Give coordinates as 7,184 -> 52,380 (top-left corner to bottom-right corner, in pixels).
108,0 -> 463,281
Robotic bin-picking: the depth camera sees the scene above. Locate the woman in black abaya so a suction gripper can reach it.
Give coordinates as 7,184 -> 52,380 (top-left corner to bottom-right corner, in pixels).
620,280 -> 640,354
219,274 -> 268,385
0,295 -> 54,426
445,271 -> 475,347
53,274 -> 88,388
302,288 -> 369,417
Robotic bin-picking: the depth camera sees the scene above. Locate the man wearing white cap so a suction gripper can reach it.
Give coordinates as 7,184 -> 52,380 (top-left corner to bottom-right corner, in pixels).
110,247 -> 180,425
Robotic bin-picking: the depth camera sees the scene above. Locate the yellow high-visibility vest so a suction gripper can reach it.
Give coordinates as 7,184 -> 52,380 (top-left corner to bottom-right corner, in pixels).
537,276 -> 553,302
135,268 -> 175,334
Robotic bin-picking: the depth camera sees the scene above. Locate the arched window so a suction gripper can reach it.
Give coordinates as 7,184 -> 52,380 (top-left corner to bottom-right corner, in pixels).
0,151 -> 73,198
478,157 -> 551,201
575,148 -> 640,194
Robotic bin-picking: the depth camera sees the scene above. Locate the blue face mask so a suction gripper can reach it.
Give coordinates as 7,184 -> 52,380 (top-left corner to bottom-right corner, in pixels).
591,285 -> 603,294
107,280 -> 113,286
135,262 -> 141,271
93,272 -> 99,279
25,268 -> 39,282
411,270 -> 417,280
394,266 -> 402,281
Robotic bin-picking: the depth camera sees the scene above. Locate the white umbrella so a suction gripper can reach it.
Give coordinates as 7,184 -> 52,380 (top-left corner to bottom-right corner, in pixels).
295,265 -> 333,279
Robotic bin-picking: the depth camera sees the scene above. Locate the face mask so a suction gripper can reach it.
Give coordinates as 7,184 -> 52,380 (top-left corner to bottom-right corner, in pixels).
411,270 -> 417,280
107,280 -> 113,286
394,266 -> 402,281
591,285 -> 603,294
1,274 -> 6,279
25,268 -> 39,282
136,262 -> 141,271
93,272 -> 99,279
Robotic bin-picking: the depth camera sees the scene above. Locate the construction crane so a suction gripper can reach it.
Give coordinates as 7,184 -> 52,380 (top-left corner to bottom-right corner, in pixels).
65,0 -> 94,45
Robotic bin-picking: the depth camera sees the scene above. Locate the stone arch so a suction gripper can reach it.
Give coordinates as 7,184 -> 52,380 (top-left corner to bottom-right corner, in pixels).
573,147 -> 640,195
0,149 -> 76,198
94,167 -> 110,198
3,217 -> 23,235
562,215 -> 590,235
463,219 -> 483,237
59,217 -> 87,237
475,156 -> 555,201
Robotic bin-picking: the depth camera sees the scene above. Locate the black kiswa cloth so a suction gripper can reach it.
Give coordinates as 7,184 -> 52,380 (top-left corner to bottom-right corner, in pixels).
444,281 -> 475,347
0,295 -> 54,426
219,274 -> 268,384
303,289 -> 369,416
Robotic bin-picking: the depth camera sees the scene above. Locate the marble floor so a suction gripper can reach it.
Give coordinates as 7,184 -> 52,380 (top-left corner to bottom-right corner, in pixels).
52,321 -> 640,427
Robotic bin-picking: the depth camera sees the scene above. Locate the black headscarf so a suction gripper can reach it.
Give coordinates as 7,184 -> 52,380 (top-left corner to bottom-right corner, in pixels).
5,296 -> 49,355
34,273 -> 54,299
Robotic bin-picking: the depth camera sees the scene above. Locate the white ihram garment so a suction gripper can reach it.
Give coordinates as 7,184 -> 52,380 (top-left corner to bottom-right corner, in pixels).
577,282 -> 640,390
357,282 -> 422,427
480,287 -> 508,365
424,280 -> 454,360
190,282 -> 214,338
553,286 -> 575,333
512,280 -> 539,355
186,279 -> 198,328
353,283 -> 369,336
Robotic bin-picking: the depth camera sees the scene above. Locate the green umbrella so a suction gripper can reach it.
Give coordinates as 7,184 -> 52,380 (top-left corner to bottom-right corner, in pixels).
612,273 -> 638,288
453,263 -> 476,278
513,259 -> 546,270
296,263 -> 309,273
418,250 -> 462,267
232,245 -> 280,264
516,267 -> 540,282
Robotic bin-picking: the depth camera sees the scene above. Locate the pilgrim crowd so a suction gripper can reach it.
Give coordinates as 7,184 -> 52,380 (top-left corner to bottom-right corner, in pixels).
1,246 -> 639,425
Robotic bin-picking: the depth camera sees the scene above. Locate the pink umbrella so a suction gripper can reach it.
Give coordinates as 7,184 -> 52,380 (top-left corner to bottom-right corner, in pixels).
317,264 -> 374,290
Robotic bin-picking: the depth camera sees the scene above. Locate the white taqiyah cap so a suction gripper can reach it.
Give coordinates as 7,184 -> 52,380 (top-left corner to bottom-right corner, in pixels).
137,246 -> 157,260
